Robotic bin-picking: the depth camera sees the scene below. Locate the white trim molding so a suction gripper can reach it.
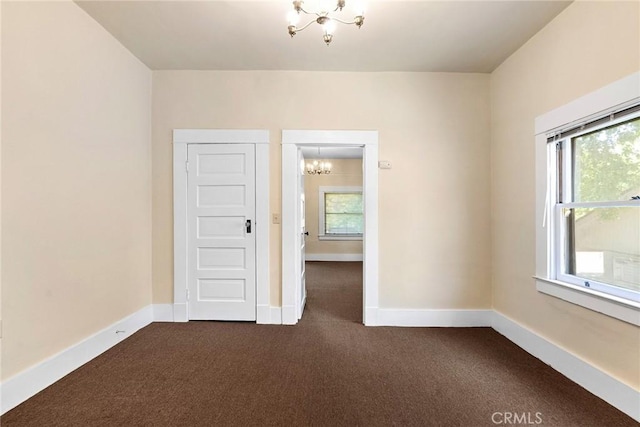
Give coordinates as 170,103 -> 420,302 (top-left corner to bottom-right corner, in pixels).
281,305 -> 297,325
282,130 -> 379,326
375,309 -> 492,327
317,235 -> 362,241
534,72 -> 640,324
152,304 -> 174,322
172,129 -> 270,324
535,278 -> 640,326
173,129 -> 269,144
0,306 -> 153,415
256,305 -> 283,325
305,253 -> 363,262
270,307 -> 283,325
534,72 -> 640,136
492,311 -> 640,422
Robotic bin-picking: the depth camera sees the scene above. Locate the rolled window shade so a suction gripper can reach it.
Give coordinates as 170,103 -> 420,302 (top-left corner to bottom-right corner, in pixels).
546,103 -> 640,143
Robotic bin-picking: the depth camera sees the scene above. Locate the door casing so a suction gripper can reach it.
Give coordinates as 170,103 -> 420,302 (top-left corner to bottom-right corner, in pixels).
173,129 -> 270,323
281,130 -> 379,325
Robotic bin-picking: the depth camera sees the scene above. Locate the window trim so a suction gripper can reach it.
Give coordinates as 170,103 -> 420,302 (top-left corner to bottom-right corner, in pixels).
535,72 -> 640,326
318,186 -> 363,240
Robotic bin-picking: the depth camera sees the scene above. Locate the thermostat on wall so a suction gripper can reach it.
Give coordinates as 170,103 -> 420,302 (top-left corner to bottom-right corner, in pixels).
378,160 -> 392,169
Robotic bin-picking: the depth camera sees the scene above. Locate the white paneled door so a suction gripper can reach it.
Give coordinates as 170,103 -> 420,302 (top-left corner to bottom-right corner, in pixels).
187,144 -> 256,321
299,149 -> 307,319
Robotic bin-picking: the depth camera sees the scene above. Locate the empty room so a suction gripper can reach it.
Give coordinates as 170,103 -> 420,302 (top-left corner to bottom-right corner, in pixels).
1,0 -> 639,425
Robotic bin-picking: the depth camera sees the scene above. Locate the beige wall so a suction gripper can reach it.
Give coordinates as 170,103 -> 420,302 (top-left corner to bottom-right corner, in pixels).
304,158 -> 363,255
152,71 -> 492,309
1,2 -> 152,379
490,0 -> 640,389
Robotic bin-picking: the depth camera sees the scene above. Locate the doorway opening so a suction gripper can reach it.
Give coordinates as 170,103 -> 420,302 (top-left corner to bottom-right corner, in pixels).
302,147 -> 364,322
304,261 -> 363,323
281,130 -> 379,325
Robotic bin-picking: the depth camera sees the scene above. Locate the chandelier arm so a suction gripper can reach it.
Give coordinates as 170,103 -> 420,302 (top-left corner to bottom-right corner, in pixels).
294,19 -> 318,32
330,17 -> 358,25
297,7 -> 320,17
298,7 -> 333,18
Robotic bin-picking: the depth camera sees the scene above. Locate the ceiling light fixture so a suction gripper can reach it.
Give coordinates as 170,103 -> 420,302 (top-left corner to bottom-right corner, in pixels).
287,0 -> 365,46
306,160 -> 332,175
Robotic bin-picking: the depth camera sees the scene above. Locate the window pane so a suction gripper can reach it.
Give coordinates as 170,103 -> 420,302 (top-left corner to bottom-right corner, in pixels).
565,207 -> 639,292
324,193 -> 363,235
572,117 -> 640,202
325,193 -> 363,214
326,213 -> 363,234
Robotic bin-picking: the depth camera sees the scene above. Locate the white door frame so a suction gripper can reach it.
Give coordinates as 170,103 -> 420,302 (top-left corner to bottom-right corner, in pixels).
281,130 -> 379,325
173,129 -> 270,323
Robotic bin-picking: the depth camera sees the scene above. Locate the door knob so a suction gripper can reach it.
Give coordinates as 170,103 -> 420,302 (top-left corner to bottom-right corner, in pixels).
304,231 -> 309,236
245,220 -> 252,234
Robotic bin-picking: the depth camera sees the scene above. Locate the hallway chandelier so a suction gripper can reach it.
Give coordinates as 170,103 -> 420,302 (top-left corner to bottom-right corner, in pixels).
287,0 -> 365,46
306,160 -> 332,174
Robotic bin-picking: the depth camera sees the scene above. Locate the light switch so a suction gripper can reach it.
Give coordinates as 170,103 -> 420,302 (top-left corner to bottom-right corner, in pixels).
272,213 -> 281,224
378,160 -> 392,169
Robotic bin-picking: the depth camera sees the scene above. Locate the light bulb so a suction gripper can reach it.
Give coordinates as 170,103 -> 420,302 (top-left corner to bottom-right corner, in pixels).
287,10 -> 300,26
323,19 -> 337,35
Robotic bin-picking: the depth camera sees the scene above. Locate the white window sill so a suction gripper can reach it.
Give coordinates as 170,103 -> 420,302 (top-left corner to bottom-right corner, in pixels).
318,235 -> 363,241
534,276 -> 640,326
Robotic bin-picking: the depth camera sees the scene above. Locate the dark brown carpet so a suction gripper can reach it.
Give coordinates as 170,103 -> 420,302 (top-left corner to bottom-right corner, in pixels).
2,261 -> 636,426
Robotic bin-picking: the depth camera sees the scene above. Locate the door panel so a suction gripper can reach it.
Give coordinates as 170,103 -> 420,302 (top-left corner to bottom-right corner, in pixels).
197,247 -> 246,269
188,144 -> 256,321
197,185 -> 246,207
198,279 -> 246,300
197,216 -> 245,239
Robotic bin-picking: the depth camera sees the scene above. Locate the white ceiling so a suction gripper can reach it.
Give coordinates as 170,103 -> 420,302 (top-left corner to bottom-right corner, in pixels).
75,0 -> 572,72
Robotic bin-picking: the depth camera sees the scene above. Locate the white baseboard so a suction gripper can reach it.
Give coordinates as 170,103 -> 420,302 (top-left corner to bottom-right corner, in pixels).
257,305 -> 282,324
173,303 -> 188,322
152,304 -> 174,322
375,309 -> 493,327
282,305 -> 297,325
305,253 -> 363,262
364,306 -> 378,326
0,305 -> 153,415
492,311 -> 640,422
270,306 -> 282,324
257,304 -> 270,324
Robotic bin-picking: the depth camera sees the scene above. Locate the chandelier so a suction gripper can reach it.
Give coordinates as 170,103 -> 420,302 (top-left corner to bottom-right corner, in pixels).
306,160 -> 332,175
287,0 -> 365,46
